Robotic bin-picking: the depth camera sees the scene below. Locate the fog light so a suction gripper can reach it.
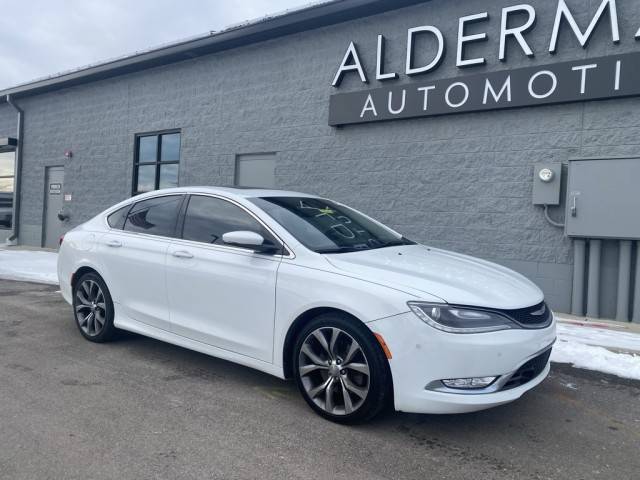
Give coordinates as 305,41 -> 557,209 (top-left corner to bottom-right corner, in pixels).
441,376 -> 497,389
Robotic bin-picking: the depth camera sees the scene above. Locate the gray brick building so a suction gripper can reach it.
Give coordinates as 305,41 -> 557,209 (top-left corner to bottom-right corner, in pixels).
0,0 -> 639,321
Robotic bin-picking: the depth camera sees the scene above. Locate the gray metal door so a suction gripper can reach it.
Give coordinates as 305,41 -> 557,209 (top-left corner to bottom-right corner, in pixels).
43,166 -> 65,248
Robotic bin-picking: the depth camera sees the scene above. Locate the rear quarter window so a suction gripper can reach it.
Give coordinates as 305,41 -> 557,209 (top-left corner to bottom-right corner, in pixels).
107,205 -> 131,230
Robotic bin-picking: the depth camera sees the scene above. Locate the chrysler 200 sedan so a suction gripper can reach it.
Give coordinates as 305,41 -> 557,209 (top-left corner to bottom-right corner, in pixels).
58,187 -> 556,423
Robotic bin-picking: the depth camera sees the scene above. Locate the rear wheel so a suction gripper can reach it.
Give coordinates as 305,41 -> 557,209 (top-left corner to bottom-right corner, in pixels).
293,312 -> 392,424
72,272 -> 117,342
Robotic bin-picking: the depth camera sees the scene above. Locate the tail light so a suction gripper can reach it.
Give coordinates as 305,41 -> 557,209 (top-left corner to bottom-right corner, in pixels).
59,234 -> 65,246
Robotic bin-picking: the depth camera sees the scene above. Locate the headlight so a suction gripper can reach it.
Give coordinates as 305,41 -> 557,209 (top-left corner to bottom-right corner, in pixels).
408,302 -> 516,334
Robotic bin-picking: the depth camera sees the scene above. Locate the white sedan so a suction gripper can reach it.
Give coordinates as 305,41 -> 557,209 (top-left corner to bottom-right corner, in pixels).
58,187 -> 556,423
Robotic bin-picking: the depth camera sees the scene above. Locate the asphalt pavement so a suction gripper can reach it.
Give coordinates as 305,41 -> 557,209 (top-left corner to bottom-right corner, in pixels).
1,279 -> 639,480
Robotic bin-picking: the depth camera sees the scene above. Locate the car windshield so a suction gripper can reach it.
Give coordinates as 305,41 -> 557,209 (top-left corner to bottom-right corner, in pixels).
250,196 -> 414,253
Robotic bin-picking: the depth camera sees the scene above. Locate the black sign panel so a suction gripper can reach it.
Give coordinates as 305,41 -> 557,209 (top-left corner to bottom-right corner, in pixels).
328,52 -> 640,126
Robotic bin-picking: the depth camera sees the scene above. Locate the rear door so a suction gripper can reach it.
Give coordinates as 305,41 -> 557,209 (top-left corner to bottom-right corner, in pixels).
166,194 -> 282,362
99,194 -> 184,331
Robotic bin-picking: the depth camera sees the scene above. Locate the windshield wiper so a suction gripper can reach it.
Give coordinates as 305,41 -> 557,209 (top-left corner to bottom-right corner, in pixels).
316,237 -> 415,254
315,246 -> 370,254
370,237 -> 416,249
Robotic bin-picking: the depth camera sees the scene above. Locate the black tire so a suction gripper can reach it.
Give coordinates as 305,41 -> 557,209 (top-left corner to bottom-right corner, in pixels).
72,272 -> 118,343
292,312 -> 393,424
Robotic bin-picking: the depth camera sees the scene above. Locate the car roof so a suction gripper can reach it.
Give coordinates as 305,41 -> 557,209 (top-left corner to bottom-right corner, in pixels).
132,186 -> 317,200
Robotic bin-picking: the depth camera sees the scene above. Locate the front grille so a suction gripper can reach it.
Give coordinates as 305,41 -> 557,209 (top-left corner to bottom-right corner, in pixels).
501,348 -> 552,391
501,301 -> 552,328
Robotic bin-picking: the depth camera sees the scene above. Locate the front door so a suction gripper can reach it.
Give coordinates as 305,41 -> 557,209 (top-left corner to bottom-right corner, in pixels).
43,166 -> 65,248
166,194 -> 281,362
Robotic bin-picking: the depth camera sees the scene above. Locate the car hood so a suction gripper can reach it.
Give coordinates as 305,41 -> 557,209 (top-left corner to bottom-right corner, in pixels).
324,245 -> 543,310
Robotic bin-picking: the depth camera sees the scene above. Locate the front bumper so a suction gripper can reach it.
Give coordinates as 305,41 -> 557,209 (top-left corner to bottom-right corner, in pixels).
369,311 -> 556,414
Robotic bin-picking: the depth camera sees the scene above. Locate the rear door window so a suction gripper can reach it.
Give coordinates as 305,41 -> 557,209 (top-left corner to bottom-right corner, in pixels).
124,195 -> 183,238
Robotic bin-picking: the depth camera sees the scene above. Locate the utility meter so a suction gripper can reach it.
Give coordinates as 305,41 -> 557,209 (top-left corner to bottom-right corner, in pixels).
532,163 -> 562,205
538,168 -> 554,183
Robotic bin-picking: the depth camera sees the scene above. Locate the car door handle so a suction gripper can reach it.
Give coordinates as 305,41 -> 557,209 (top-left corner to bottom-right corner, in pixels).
172,250 -> 194,259
106,240 -> 122,248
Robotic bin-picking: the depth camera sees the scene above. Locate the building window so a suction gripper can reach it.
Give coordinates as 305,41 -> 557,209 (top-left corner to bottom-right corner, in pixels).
133,131 -> 181,195
0,151 -> 15,229
235,152 -> 276,188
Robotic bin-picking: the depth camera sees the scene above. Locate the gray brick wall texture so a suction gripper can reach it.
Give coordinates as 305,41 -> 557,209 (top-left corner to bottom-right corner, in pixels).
1,0 -> 639,315
0,105 -> 15,137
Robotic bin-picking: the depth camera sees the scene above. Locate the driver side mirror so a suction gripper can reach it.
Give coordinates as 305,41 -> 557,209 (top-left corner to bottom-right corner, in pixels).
222,230 -> 281,254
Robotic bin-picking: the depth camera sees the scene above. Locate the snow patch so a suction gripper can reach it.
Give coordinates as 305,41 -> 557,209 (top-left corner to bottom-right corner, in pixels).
553,323 -> 640,381
0,250 -> 59,285
552,339 -> 640,381
555,322 -> 640,353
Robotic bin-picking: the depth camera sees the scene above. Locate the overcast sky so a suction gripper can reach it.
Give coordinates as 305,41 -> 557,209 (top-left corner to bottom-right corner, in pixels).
0,0 -> 312,90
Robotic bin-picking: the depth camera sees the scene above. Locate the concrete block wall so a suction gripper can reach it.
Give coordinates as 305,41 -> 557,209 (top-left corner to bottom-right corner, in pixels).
0,105 -> 16,137
5,0 -> 640,314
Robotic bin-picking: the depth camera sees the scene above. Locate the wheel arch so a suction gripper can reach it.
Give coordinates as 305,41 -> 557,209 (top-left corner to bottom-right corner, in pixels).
282,307 -> 384,380
71,265 -> 103,290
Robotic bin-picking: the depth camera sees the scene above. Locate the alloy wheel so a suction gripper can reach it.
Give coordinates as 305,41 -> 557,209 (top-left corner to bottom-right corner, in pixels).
75,279 -> 107,336
298,327 -> 371,416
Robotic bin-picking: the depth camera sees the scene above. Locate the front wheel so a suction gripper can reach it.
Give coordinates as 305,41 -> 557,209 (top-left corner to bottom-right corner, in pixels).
293,313 -> 392,423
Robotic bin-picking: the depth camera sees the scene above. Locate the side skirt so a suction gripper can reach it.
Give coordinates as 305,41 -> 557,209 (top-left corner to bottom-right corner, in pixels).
113,306 -> 286,380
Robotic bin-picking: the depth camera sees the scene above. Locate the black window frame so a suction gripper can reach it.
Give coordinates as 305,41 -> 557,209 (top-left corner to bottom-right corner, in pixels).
132,129 -> 181,196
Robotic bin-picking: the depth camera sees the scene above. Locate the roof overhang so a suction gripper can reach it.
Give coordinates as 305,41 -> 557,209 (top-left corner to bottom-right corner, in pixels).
0,0 -> 429,102
0,137 -> 17,152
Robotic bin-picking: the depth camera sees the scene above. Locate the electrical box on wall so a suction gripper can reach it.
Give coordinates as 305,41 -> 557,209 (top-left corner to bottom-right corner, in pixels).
532,163 -> 562,205
565,158 -> 640,239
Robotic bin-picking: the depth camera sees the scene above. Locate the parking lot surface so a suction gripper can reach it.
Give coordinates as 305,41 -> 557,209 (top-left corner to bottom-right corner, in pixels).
1,280 -> 639,480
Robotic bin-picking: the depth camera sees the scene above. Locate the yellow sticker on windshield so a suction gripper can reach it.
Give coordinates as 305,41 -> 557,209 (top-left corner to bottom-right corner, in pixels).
317,207 -> 336,216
